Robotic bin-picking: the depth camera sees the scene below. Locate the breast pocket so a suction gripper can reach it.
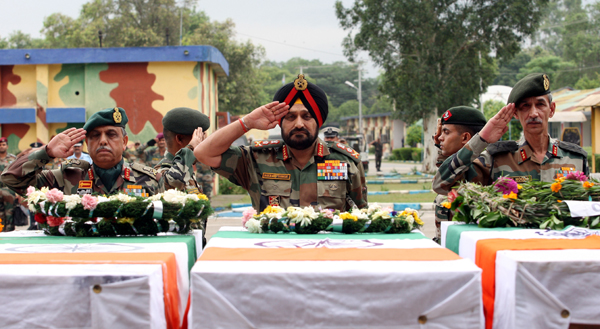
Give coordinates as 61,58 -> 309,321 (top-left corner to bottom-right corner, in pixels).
261,180 -> 292,197
317,181 -> 347,210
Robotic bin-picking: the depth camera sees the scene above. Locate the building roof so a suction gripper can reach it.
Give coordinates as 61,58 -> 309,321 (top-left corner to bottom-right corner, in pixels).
0,45 -> 229,76
553,87 -> 600,112
340,112 -> 393,121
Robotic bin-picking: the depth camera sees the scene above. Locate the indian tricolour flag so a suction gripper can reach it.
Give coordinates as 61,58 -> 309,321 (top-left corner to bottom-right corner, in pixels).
190,227 -> 484,329
442,223 -> 600,329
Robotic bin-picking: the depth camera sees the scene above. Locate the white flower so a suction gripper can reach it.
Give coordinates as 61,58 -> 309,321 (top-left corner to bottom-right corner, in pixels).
367,203 -> 382,215
110,193 -> 135,203
28,204 -> 36,212
149,194 -> 163,201
63,195 -> 82,210
162,189 -> 187,204
27,190 -> 47,205
286,207 -> 304,223
245,218 -> 263,233
372,210 -> 391,221
355,211 -> 369,220
298,216 -> 313,227
404,215 -> 415,225
301,207 -> 319,220
97,196 -> 110,203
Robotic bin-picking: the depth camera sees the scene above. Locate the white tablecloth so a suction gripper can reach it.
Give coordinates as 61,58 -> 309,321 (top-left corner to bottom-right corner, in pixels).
190,227 -> 483,329
0,264 -> 165,329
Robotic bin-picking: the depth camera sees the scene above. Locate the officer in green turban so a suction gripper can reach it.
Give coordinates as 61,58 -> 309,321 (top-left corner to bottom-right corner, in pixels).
2,107 -> 162,196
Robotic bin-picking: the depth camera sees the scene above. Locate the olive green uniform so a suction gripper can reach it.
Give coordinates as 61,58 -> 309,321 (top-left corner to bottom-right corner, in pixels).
0,154 -> 17,231
136,143 -> 166,168
195,162 -> 214,199
214,138 -> 368,212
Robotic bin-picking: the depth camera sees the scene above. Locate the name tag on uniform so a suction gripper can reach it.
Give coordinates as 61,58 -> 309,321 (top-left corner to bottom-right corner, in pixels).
317,160 -> 348,181
262,173 -> 291,180
77,180 -> 93,195
511,176 -> 531,183
124,185 -> 148,197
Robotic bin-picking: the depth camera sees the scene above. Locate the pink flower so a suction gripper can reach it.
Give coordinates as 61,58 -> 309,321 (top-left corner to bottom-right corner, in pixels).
566,171 -> 587,182
26,186 -> 35,196
241,208 -> 257,227
82,194 -> 99,211
45,188 -> 64,203
494,177 -> 518,195
46,216 -> 64,227
320,209 -> 334,219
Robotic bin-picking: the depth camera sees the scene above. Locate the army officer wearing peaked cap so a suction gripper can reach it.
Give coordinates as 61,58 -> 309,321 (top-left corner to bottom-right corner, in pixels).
2,107 -> 163,196
194,74 -> 368,212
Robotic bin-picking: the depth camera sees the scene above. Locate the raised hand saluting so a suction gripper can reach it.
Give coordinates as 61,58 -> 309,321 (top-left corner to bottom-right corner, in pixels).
46,128 -> 87,158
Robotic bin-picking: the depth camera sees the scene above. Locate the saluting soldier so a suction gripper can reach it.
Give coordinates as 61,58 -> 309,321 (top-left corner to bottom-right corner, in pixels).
194,74 -> 368,212
0,137 -> 17,231
431,106 -> 486,243
433,73 -> 588,195
1,107 -> 161,196
157,107 -> 210,194
136,133 -> 166,168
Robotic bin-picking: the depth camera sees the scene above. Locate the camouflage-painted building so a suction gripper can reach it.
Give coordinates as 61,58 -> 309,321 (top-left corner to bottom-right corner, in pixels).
0,46 -> 228,154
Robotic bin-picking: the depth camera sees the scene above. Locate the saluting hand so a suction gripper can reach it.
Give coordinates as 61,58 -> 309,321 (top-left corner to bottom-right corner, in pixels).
243,101 -> 290,131
479,103 -> 515,144
47,128 -> 87,158
189,127 -> 206,149
433,118 -> 442,145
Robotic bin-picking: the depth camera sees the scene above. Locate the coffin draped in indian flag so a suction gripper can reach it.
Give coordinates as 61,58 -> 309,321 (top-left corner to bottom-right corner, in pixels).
442,223 -> 600,329
190,227 -> 483,329
0,230 -> 203,329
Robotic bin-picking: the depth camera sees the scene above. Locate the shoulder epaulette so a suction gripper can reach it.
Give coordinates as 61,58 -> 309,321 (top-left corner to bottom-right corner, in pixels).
131,162 -> 158,179
329,142 -> 361,163
62,158 -> 91,170
487,141 -> 518,156
251,140 -> 283,149
558,141 -> 587,157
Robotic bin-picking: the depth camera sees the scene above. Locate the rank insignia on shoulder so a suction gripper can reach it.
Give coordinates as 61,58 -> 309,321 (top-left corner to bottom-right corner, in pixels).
520,149 -> 527,162
254,140 -> 281,148
552,144 -> 558,156
317,160 -> 348,181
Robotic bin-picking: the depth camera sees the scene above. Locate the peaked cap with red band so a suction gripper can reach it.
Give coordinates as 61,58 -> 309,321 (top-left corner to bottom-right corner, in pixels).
273,74 -> 328,127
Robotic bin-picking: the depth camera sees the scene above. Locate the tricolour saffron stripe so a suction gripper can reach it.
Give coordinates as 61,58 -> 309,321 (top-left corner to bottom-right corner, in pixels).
199,247 -> 461,261
475,236 -> 600,329
0,252 -> 180,329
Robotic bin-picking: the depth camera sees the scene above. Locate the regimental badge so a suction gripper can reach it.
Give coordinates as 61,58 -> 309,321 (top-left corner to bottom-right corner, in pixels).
543,74 -> 550,91
442,110 -> 452,121
113,107 -> 122,124
269,196 -> 280,206
520,149 -> 527,162
329,183 -> 339,191
317,160 -> 348,181
294,74 -> 308,91
552,144 -> 558,156
77,180 -> 93,196
124,184 -> 148,197
254,141 -> 261,147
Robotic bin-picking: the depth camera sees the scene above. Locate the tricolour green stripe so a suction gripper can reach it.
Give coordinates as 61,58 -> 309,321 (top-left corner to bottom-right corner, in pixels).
445,224 -> 522,254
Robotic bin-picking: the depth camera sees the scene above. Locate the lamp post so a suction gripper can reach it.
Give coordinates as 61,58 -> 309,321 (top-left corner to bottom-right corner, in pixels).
344,69 -> 362,136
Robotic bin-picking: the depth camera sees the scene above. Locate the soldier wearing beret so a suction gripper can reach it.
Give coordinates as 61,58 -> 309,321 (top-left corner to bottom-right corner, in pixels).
195,74 -> 368,212
157,107 -> 209,195
0,137 -> 17,231
2,107 -> 162,196
431,106 -> 486,242
433,73 -> 588,199
135,132 -> 167,168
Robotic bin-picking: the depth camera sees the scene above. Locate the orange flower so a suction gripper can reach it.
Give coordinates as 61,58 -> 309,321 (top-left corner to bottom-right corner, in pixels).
503,192 -> 518,199
551,182 -> 562,193
441,201 -> 452,209
517,184 -> 523,190
557,200 -> 563,203
556,176 -> 566,183
583,181 -> 594,189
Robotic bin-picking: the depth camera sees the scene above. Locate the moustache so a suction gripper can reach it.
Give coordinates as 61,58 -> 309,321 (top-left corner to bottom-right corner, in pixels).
526,118 -> 543,124
290,128 -> 310,136
96,146 -> 113,153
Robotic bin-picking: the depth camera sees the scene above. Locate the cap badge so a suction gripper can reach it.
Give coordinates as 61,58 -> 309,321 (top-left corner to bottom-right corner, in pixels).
543,75 -> 550,91
442,110 -> 452,121
113,107 -> 122,124
294,74 -> 308,91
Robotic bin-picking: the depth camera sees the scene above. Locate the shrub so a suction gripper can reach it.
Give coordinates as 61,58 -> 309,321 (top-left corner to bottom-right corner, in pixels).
219,176 -> 246,195
392,147 -> 413,160
411,148 -> 423,161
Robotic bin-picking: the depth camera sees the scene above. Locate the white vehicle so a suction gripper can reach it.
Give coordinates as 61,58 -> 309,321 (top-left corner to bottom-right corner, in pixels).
342,135 -> 369,172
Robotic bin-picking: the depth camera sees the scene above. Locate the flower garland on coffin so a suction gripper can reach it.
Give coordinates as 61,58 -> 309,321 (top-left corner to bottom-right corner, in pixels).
443,172 -> 600,230
26,187 -> 213,237
242,204 -> 423,234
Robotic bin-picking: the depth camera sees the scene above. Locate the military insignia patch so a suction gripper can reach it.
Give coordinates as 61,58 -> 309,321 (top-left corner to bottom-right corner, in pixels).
77,180 -> 93,195
269,196 -> 280,206
282,145 -> 290,161
262,173 -> 291,180
520,149 -> 527,162
552,144 -> 558,156
294,74 -> 308,91
442,110 -> 452,121
88,169 -> 94,180
511,176 -> 531,183
269,140 -> 280,145
543,74 -> 550,91
329,183 -> 339,191
124,168 -> 131,180
317,143 -> 324,157
113,107 -> 122,123
254,141 -> 261,147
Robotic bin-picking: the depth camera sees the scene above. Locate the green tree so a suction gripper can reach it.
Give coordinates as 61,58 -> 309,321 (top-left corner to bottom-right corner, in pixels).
336,0 -> 548,172
406,125 -> 422,147
493,52 -> 532,86
517,55 -> 578,89
574,74 -> 600,90
484,100 -> 522,141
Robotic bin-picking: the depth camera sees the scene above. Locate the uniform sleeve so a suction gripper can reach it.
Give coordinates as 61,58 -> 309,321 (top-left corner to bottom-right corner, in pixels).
348,160 -> 368,209
432,134 -> 492,194
0,147 -> 64,195
135,143 -> 149,162
212,146 -> 253,190
436,149 -> 447,168
160,147 -> 199,192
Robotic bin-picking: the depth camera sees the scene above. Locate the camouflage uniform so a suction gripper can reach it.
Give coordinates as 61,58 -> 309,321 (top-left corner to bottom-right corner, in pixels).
433,134 -> 588,195
195,162 -> 214,199
156,147 -> 201,194
0,154 -> 17,231
1,147 -> 162,196
215,138 -> 368,212
135,143 -> 166,168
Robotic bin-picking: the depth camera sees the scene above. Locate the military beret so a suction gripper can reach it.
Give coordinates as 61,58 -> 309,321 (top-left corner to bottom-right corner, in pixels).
322,127 -> 340,137
30,142 -> 43,148
0,137 -> 7,143
273,74 -> 328,127
507,73 -> 551,105
441,106 -> 487,127
162,107 -> 210,135
83,107 -> 128,132
156,132 -> 164,139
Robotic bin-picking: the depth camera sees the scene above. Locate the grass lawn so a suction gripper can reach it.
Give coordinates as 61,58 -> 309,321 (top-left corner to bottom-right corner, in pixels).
368,192 -> 437,203
367,182 -> 432,191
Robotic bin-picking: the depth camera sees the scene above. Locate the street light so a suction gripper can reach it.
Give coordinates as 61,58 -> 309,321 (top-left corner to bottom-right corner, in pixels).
344,71 -> 363,137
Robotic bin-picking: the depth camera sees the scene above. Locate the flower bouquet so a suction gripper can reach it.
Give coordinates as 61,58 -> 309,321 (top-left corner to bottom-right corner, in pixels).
26,187 -> 213,237
242,203 -> 423,234
444,171 -> 600,230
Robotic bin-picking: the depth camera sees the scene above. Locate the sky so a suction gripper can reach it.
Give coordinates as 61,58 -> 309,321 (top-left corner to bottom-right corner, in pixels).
0,0 -> 379,78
